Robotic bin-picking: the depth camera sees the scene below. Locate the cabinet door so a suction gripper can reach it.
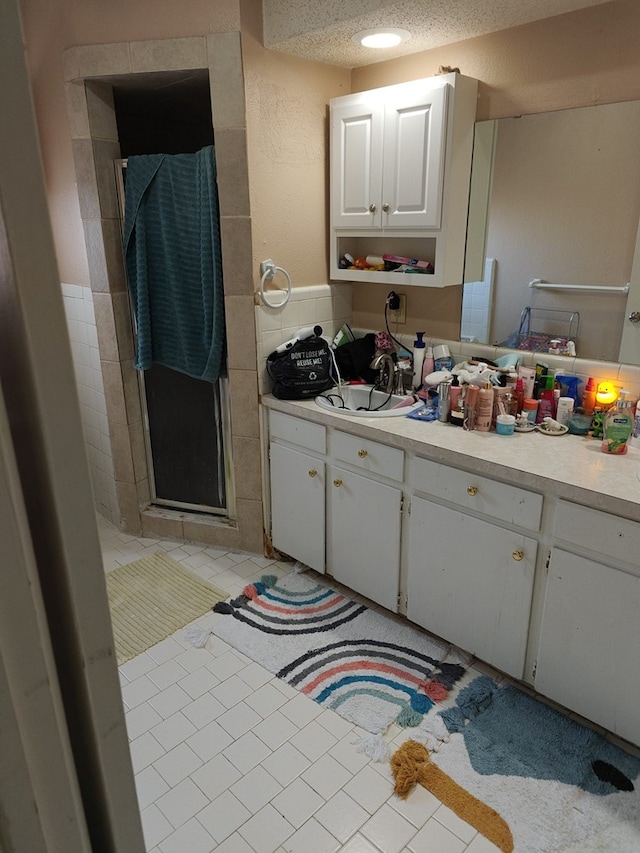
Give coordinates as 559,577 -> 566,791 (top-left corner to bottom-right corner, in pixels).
382,83 -> 448,229
270,443 -> 325,573
535,548 -> 640,745
406,497 -> 536,678
331,99 -> 384,228
327,465 -> 401,612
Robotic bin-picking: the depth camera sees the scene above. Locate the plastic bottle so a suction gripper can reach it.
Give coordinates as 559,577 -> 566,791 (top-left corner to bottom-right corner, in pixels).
422,345 -> 435,385
522,398 -> 538,424
601,389 -> 634,455
433,344 -> 453,372
512,377 -> 525,417
518,366 -> 536,400
582,377 -> 597,416
463,384 -> 478,430
449,375 -> 463,425
412,332 -> 426,390
476,382 -> 494,432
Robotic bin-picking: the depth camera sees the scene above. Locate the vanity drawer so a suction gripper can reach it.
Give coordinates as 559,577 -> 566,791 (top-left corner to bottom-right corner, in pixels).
269,411 -> 326,454
554,501 -> 640,568
411,457 -> 542,532
331,430 -> 404,481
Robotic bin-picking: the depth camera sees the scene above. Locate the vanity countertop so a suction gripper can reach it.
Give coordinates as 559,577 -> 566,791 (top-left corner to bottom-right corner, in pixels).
262,394 -> 640,522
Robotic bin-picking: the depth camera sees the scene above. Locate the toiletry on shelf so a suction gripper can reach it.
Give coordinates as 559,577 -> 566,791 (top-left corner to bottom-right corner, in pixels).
582,377 -> 597,416
412,332 -> 426,390
601,389 -> 634,454
511,377 -> 525,416
476,382 -> 494,432
492,383 -> 511,429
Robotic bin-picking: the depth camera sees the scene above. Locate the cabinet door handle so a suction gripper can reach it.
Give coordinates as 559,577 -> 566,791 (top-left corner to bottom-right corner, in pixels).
467,485 -> 478,496
512,549 -> 524,561
357,449 -> 368,458
382,202 -> 389,212
368,203 -> 376,213
308,469 -> 317,478
333,479 -> 343,488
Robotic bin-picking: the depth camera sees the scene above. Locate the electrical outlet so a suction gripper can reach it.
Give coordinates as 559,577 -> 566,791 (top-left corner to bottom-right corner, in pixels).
389,294 -> 407,324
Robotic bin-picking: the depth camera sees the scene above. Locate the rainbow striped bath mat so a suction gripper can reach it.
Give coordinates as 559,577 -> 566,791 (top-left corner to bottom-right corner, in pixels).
210,572 -> 469,746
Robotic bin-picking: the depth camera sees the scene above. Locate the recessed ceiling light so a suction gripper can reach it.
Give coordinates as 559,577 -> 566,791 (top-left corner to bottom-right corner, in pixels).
353,28 -> 411,49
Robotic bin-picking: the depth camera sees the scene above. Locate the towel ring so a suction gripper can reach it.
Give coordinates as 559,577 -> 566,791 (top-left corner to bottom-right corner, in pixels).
259,264 -> 291,309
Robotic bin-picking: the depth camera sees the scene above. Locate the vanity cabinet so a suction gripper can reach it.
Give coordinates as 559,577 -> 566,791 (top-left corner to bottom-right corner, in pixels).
535,501 -> 640,745
329,72 -> 478,288
268,412 -> 403,609
406,458 -> 541,679
327,432 -> 404,612
269,411 -> 326,573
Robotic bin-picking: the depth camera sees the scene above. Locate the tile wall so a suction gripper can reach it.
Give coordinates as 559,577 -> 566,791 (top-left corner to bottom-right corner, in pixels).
61,282 -> 119,523
255,283 -> 352,394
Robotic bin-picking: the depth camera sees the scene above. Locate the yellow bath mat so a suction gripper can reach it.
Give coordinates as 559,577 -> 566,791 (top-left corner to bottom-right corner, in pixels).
106,551 -> 227,664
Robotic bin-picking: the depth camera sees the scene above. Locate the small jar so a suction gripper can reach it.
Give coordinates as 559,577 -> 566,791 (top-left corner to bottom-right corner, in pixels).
522,398 -> 538,424
496,414 -> 516,435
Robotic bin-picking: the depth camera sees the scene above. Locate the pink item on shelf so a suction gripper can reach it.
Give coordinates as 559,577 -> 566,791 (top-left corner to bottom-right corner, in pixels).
383,254 -> 433,270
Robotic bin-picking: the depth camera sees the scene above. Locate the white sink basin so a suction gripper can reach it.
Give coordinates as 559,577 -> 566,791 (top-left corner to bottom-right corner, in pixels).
315,385 -> 421,417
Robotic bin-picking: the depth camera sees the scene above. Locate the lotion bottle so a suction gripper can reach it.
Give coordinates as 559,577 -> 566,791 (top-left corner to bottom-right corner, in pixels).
476,382 -> 494,432
582,377 -> 597,416
412,332 -> 426,390
601,389 -> 634,454
422,345 -> 435,385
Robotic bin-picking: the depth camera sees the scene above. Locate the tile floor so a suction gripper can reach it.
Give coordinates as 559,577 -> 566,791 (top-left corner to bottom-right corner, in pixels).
99,515 -> 503,853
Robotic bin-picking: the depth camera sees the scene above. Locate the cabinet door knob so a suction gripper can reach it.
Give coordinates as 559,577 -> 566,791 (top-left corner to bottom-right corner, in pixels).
382,202 -> 389,212
308,469 -> 317,478
512,549 -> 524,561
467,485 -> 478,496
333,478 -> 343,488
357,449 -> 368,458
368,203 -> 376,213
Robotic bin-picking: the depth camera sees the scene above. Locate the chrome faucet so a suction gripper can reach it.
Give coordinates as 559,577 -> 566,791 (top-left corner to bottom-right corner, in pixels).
370,353 -> 401,393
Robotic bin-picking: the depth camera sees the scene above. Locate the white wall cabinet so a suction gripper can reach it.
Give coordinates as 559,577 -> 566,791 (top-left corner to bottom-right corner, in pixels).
329,72 -> 478,288
535,502 -> 640,745
331,83 -> 447,230
406,497 -> 537,679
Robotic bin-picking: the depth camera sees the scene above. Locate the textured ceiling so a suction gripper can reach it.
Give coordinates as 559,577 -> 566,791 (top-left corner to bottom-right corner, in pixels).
262,0 -> 615,67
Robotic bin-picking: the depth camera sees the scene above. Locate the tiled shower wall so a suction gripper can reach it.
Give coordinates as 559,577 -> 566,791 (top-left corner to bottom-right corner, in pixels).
61,282 -> 119,523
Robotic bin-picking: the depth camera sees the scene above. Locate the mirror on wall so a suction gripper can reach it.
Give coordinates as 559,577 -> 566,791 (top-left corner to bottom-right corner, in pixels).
462,100 -> 640,362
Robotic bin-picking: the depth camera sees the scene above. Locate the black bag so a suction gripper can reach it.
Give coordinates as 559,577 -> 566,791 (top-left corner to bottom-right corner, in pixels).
266,335 -> 334,400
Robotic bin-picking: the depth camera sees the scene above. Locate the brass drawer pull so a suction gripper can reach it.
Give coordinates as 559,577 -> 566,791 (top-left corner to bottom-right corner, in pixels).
308,469 -> 317,478
333,479 -> 343,488
358,449 -> 368,458
512,549 -> 524,561
467,485 -> 478,496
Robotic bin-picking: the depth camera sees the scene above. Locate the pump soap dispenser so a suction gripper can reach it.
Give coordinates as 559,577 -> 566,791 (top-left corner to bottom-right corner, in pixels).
601,389 -> 634,455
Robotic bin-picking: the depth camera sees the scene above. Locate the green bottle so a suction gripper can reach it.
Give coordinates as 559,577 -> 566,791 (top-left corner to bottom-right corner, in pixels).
601,389 -> 634,455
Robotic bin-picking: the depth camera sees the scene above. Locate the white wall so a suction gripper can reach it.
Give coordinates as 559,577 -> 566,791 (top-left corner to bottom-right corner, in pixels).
61,283 -> 118,523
